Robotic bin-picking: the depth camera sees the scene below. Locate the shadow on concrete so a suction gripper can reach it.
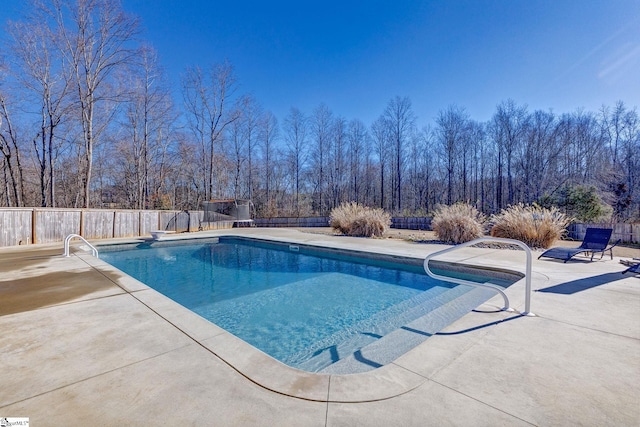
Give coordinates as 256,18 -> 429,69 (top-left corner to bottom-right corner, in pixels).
433,314 -> 523,336
535,272 -> 628,295
472,307 -> 504,313
0,270 -> 120,315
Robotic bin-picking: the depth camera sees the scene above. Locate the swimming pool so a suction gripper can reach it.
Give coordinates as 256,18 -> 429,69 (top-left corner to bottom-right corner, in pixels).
101,237 -> 514,373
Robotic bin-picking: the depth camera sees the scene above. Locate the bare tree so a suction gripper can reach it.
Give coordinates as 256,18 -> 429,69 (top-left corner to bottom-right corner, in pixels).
435,105 -> 469,205
519,110 -> 560,203
182,61 -> 239,201
570,111 -> 607,185
383,96 -> 415,212
600,101 -> 627,167
406,131 -> 422,211
118,45 -> 175,209
309,103 -> 332,214
258,110 -> 279,216
8,12 -> 73,207
491,100 -> 529,208
371,116 -> 390,209
600,102 -> 639,219
466,121 -> 483,206
361,129 -> 377,207
172,132 -> 202,209
328,116 -> 347,209
0,88 -> 26,206
227,107 -> 246,200
417,125 -> 435,212
347,119 -> 367,203
621,107 -> 639,218
283,107 -> 308,215
469,122 -> 492,211
38,0 -> 140,207
241,95 -> 262,202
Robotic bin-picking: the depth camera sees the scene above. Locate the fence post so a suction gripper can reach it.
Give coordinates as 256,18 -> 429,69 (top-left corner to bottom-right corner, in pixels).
31,208 -> 37,244
79,209 -> 85,238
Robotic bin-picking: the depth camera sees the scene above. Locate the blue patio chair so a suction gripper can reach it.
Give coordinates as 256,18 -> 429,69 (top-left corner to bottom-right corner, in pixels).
538,227 -> 620,263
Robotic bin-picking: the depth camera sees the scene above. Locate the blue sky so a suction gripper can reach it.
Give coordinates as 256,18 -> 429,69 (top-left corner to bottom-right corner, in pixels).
2,0 -> 639,125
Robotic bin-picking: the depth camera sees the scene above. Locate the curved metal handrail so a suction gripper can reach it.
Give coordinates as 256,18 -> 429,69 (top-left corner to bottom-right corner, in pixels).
424,237 -> 534,316
63,234 -> 99,258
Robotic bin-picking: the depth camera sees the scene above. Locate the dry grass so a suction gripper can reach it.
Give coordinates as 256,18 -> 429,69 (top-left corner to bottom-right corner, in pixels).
490,204 -> 571,249
329,202 -> 391,237
431,203 -> 486,244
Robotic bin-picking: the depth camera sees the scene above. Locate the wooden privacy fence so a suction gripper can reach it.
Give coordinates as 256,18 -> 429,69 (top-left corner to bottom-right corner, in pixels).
253,217 -> 330,227
391,217 -> 432,230
252,216 -> 433,230
0,208 -> 234,247
567,223 -> 640,244
2,208 -> 637,247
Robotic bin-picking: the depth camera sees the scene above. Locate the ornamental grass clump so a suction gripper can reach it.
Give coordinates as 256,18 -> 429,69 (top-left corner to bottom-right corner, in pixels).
329,202 -> 391,237
489,203 -> 571,249
431,203 -> 486,244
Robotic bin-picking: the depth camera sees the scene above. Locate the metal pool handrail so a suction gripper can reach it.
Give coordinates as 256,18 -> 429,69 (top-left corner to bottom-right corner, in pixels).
63,234 -> 99,258
423,237 -> 534,316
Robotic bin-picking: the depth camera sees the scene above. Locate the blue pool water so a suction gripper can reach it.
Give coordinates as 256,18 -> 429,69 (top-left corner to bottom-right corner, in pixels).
101,238 -> 507,372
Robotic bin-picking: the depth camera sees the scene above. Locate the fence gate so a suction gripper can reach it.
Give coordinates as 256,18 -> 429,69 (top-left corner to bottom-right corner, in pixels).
202,199 -> 252,225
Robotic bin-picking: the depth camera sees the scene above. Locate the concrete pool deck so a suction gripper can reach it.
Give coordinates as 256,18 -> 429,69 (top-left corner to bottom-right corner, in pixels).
1,228 -> 638,425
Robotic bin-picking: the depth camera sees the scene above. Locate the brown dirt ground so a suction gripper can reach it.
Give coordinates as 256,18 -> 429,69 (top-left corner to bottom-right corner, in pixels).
295,227 -> 640,260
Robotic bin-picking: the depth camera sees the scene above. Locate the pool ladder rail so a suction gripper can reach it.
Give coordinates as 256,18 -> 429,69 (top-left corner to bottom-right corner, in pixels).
423,237 -> 534,317
63,234 -> 99,258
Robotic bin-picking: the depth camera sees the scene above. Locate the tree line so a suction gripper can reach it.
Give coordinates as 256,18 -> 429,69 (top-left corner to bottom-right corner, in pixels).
1,0 -> 638,221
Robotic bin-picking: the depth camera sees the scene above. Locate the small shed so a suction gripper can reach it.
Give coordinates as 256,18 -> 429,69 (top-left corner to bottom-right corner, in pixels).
202,199 -> 253,227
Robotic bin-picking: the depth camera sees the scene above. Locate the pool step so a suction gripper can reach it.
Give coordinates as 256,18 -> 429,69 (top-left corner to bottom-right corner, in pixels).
320,286 -> 496,374
294,283 -> 497,373
286,282 -> 458,370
